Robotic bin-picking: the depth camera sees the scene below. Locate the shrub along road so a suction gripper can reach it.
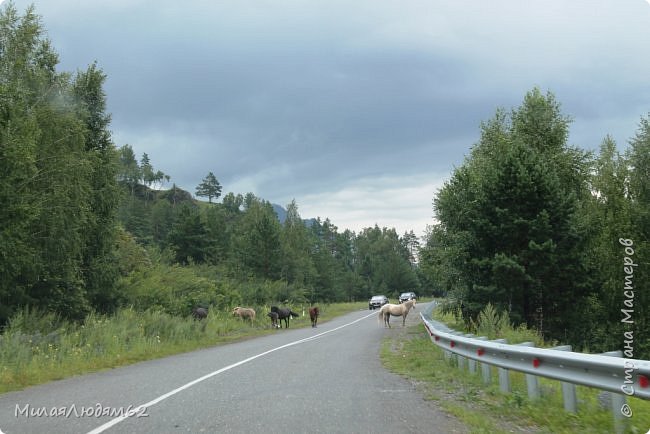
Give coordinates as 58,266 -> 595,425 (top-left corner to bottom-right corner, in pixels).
0,304 -> 466,433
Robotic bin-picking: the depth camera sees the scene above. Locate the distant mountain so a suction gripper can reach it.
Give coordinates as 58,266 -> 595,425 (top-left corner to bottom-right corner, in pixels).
272,204 -> 287,224
271,203 -> 316,227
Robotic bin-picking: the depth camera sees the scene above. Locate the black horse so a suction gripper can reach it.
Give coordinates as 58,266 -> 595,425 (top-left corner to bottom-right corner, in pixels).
270,306 -> 300,328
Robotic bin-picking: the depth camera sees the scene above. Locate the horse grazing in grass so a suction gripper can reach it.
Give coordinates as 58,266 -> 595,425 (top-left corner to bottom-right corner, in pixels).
309,306 -> 320,328
270,306 -> 300,328
267,311 -> 280,328
232,307 -> 256,324
192,306 -> 208,320
378,299 -> 416,328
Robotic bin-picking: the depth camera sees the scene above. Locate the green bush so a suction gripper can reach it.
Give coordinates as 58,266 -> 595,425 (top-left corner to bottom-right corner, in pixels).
118,263 -> 238,315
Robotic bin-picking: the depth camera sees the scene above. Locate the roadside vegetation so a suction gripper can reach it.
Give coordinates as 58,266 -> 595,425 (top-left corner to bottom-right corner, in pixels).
381,305 -> 650,434
0,302 -> 366,394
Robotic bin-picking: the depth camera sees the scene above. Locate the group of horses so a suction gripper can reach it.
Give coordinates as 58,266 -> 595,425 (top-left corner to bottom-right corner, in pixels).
192,299 -> 415,330
268,306 -> 320,328
193,305 -> 320,329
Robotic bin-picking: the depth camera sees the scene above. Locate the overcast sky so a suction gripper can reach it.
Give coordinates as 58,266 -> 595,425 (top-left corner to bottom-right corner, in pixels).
8,0 -> 650,237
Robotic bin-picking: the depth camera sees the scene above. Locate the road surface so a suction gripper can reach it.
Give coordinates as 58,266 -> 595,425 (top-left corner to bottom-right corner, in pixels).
0,304 -> 467,433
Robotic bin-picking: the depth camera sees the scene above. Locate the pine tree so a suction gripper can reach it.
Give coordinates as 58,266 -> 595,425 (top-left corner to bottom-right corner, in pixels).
195,172 -> 222,203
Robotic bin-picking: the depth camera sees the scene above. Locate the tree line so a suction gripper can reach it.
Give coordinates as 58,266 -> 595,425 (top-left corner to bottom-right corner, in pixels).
1,5 -> 121,322
420,88 -> 649,358
0,5 -> 421,324
115,160 -> 422,308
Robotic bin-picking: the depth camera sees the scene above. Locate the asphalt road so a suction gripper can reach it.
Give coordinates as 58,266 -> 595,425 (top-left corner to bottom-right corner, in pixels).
0,304 -> 467,434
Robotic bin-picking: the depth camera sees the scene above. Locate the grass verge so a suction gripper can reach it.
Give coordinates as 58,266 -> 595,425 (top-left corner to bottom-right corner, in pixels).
380,323 -> 650,434
0,302 -> 366,394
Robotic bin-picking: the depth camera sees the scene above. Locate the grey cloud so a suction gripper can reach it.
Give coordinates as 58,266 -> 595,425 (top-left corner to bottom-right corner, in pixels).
10,0 -> 650,231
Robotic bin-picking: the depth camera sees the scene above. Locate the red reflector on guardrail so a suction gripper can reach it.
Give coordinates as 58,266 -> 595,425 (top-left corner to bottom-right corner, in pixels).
450,341 -> 456,348
532,358 -> 541,368
434,335 -> 440,341
639,374 -> 649,388
477,348 -> 485,356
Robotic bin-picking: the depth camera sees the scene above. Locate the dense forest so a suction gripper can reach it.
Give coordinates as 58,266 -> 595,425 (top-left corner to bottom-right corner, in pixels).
1,5 -> 648,359
0,5 -> 421,324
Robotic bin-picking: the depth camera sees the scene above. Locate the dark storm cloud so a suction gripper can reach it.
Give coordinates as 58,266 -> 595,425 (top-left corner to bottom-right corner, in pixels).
8,0 -> 650,234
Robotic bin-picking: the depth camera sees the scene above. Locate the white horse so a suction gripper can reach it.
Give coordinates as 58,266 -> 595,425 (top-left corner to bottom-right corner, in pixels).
378,299 -> 416,328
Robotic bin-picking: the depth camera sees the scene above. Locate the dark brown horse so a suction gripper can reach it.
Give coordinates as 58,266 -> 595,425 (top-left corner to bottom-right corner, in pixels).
192,306 -> 208,320
309,306 -> 319,328
270,306 -> 299,328
267,311 -> 280,328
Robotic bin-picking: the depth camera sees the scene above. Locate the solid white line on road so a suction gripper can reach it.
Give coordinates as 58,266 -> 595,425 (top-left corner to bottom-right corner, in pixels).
86,310 -> 377,434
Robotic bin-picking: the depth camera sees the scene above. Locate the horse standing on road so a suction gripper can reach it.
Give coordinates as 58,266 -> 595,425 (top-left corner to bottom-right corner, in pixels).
270,306 -> 300,328
378,299 -> 416,328
309,306 -> 320,328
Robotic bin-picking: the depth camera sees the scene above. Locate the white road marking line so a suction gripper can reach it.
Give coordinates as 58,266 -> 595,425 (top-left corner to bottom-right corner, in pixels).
86,311 -> 376,434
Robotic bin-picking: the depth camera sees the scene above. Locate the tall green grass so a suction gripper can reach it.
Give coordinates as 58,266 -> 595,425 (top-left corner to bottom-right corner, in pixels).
0,302 -> 365,394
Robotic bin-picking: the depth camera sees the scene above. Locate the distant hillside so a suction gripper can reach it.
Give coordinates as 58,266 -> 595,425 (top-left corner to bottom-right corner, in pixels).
272,204 -> 287,223
271,203 -> 316,227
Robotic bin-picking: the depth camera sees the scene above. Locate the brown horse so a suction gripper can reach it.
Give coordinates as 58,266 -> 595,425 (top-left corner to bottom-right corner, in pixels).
378,299 -> 416,328
232,307 -> 256,324
309,306 -> 319,328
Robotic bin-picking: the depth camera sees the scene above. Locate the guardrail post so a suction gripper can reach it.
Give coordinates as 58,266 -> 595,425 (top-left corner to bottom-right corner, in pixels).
494,339 -> 510,393
552,345 -> 577,413
466,335 -> 477,374
477,337 -> 491,384
517,342 -> 540,400
454,333 -> 474,371
451,330 -> 465,371
457,353 -> 466,370
601,350 -> 627,434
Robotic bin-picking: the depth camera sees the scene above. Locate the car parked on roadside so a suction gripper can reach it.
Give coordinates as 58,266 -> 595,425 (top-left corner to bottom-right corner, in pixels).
398,292 -> 417,303
369,295 -> 389,310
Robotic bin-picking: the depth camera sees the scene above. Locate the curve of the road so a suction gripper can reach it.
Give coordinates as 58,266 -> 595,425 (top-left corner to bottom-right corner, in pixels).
0,303 -> 467,433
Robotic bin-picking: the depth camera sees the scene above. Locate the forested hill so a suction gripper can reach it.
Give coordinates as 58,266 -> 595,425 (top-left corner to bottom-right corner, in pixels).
115,157 -> 424,306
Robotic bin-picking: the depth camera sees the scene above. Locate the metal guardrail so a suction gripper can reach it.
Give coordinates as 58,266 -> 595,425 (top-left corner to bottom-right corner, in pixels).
418,302 -> 650,432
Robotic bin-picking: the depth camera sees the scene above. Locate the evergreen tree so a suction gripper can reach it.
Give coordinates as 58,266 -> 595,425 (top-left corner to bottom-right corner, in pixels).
196,172 -> 222,203
280,200 -> 316,287
233,197 -> 282,279
430,88 -> 591,343
625,115 -> 650,358
580,136 -> 632,351
72,62 -> 122,312
167,205 -> 212,265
